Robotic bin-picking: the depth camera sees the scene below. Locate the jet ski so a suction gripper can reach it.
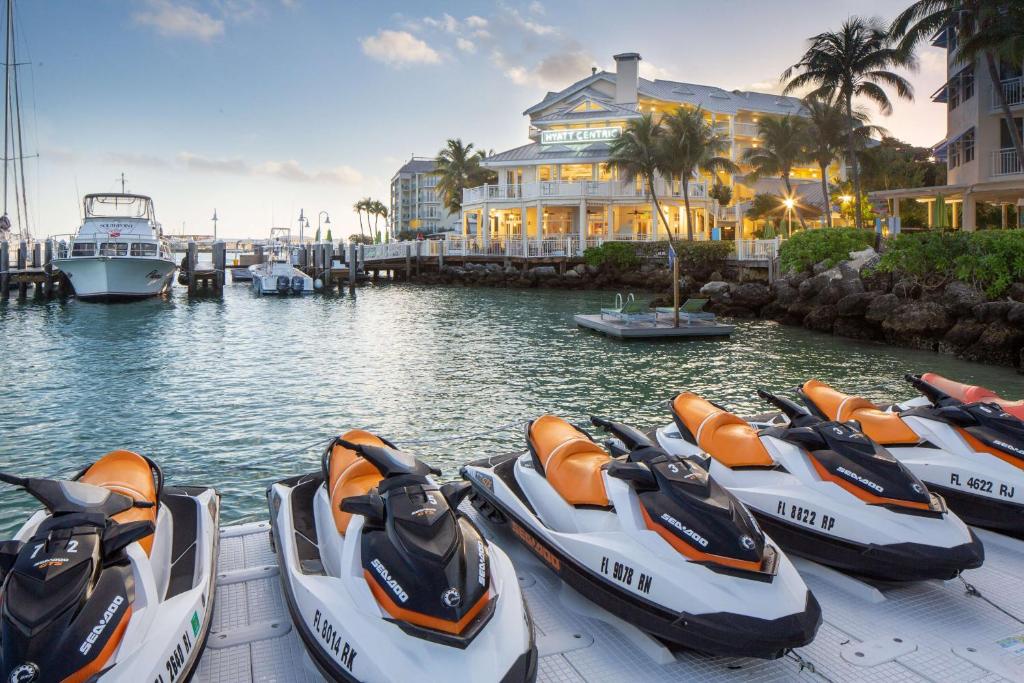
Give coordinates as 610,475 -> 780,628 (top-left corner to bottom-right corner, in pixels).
655,391 -> 983,581
797,375 -> 1024,535
461,415 -> 820,659
901,372 -> 1024,420
267,430 -> 536,683
0,450 -> 219,683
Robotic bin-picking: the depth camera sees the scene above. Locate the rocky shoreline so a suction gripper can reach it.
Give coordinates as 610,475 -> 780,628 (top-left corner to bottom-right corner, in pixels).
404,252 -> 1024,372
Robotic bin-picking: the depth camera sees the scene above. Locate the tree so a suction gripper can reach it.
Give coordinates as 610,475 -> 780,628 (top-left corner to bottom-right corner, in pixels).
432,139 -> 493,215
743,115 -> 811,231
353,197 -> 372,241
606,113 -> 672,237
783,17 -> 916,230
368,200 -> 388,243
892,1 -> 1024,169
659,106 -> 739,240
801,96 -> 849,228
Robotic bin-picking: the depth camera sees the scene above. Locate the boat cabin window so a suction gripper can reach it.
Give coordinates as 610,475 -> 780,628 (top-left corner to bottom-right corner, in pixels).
130,242 -> 158,256
71,242 -> 95,257
99,242 -> 129,256
84,194 -> 155,221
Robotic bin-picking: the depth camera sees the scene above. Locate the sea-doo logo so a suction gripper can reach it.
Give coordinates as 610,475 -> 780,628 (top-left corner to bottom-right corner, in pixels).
411,507 -> 435,518
740,535 -> 756,550
660,513 -> 709,548
476,541 -> 487,587
912,483 -> 923,494
441,588 -> 462,608
474,472 -> 494,491
837,466 -> 884,493
994,440 -> 1024,457
8,663 -> 38,683
79,595 -> 125,655
370,558 -> 408,603
33,557 -> 68,569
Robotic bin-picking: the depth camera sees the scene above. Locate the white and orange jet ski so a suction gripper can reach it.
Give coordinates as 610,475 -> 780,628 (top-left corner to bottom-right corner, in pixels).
656,391 -> 984,581
268,430 -> 536,683
0,451 -> 219,683
904,373 -> 1023,420
795,375 -> 1024,536
462,415 -> 821,659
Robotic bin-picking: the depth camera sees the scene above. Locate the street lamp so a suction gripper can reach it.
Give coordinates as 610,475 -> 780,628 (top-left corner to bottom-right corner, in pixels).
318,211 -> 330,243
211,209 -> 218,241
783,197 -> 796,236
298,209 -> 306,242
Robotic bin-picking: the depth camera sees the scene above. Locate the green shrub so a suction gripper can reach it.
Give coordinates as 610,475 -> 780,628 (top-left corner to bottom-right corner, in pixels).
673,240 -> 733,273
584,241 -> 641,269
877,229 -> 1024,297
780,228 -> 875,273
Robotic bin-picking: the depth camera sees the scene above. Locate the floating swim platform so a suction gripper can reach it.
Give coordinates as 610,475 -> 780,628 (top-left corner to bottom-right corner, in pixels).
575,314 -> 734,339
198,509 -> 1024,682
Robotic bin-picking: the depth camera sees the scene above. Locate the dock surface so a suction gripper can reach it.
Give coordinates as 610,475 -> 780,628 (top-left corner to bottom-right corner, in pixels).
199,509 -> 1024,682
575,314 -> 735,339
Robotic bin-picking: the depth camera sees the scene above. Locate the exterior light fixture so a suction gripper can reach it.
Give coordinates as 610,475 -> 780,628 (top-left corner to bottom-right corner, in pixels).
839,194 -> 853,204
783,198 -> 796,209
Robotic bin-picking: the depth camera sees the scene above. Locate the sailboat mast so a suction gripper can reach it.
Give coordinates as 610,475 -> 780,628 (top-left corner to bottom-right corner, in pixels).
2,0 -> 10,221
11,0 -> 27,241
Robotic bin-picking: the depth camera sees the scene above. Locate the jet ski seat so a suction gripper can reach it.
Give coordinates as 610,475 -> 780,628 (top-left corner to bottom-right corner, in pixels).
671,393 -> 774,468
527,416 -> 610,507
328,429 -> 386,535
922,373 -> 1024,419
801,380 -> 920,445
79,450 -> 158,555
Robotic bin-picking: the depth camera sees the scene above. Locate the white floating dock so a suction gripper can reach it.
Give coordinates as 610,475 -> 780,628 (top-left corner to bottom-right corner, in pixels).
198,514 -> 1024,682
574,314 -> 734,339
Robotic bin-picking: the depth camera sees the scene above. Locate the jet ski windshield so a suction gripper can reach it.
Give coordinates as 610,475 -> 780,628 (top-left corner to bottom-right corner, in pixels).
0,473 -> 145,517
335,440 -> 442,479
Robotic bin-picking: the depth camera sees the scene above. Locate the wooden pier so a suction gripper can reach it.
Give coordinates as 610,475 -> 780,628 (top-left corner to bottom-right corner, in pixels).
1,239 -> 68,301
179,241 -> 226,296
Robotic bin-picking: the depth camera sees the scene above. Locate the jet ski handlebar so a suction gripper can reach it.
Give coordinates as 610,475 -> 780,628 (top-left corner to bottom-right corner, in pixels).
904,373 -> 957,406
0,473 -> 150,516
756,389 -> 819,427
335,440 -> 442,478
590,417 -> 656,450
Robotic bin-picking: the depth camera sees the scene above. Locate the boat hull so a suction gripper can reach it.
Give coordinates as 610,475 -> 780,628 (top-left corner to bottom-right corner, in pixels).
54,256 -> 175,300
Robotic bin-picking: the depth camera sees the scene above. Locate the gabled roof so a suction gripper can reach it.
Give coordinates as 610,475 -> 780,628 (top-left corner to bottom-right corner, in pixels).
532,100 -> 640,123
483,142 -> 613,165
396,158 -> 437,175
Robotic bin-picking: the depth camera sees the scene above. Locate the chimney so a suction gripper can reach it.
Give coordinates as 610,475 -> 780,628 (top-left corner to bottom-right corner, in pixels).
613,52 -> 641,105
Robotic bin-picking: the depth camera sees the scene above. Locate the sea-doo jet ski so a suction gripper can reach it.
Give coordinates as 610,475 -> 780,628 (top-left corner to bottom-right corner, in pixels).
268,430 -> 536,683
0,450 -> 219,682
461,415 -> 820,659
902,372 -> 1024,420
655,391 -> 983,580
797,376 -> 1024,535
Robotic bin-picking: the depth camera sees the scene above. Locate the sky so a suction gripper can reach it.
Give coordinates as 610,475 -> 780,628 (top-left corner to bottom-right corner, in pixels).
13,0 -> 948,239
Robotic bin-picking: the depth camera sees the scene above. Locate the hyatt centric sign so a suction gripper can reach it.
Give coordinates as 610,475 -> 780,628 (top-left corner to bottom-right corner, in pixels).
540,127 -> 622,146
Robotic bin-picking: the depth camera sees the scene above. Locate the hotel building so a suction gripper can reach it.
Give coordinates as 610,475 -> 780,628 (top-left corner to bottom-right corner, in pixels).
389,156 -> 459,237
461,52 -> 839,247
872,26 -> 1024,229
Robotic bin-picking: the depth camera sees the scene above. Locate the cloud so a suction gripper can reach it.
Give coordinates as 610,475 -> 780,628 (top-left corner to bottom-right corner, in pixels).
177,151 -> 362,185
492,46 -> 594,90
456,37 -> 476,53
638,61 -> 674,81
360,30 -> 441,67
105,152 -> 171,168
500,5 -> 555,36
465,15 -> 488,29
423,13 -> 459,33
133,0 -> 224,41
528,1 -> 544,15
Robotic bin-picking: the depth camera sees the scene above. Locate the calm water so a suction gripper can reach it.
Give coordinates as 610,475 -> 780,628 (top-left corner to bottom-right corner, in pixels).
1,282 -> 1020,535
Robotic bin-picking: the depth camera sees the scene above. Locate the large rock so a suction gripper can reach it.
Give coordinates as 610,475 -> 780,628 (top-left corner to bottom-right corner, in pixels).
834,317 -> 883,341
836,292 -> 877,318
731,283 -> 773,309
882,302 -> 953,350
1006,302 -> 1024,326
972,301 -> 1011,323
563,269 -> 580,280
939,320 -> 988,354
963,321 -> 1024,366
1009,282 -> 1024,303
943,281 -> 986,317
770,280 -> 799,306
700,281 -> 731,297
798,273 -> 830,301
804,305 -> 838,333
865,293 -> 901,324
892,279 -> 922,299
530,266 -> 557,278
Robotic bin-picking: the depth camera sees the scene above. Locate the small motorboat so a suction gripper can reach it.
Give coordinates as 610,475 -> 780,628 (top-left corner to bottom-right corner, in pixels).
249,228 -> 313,295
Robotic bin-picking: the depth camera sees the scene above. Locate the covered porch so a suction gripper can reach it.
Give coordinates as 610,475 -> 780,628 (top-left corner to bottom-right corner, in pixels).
870,180 -> 1024,231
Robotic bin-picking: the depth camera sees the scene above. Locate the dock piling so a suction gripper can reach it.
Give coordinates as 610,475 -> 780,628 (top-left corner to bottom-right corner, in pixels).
415,240 -> 421,276
213,241 -> 226,294
16,240 -> 26,299
0,241 -> 8,301
187,241 -> 198,295
43,239 -> 54,297
438,240 -> 445,270
348,242 -> 356,295
405,244 -> 411,281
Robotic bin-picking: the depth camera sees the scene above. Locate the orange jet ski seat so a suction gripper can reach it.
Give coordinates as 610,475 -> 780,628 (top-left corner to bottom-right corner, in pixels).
801,379 -> 921,445
527,415 -> 610,507
671,393 -> 774,468
922,373 -> 1024,420
79,450 -> 159,555
327,429 -> 387,535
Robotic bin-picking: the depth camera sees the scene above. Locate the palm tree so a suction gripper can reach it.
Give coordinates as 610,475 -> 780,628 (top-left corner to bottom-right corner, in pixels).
743,115 -> 811,232
892,1 -> 1024,168
369,200 -> 388,242
606,113 -> 672,240
782,17 -> 916,230
659,106 -> 739,240
432,139 -> 492,215
353,197 -> 372,241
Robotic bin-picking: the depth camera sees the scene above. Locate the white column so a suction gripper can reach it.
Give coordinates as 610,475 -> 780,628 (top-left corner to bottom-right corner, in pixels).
481,204 -> 489,245
893,197 -> 901,219
963,194 -> 976,232
951,201 -> 959,229
1001,203 -> 1009,229
606,204 -> 613,240
579,199 -> 587,252
462,210 -> 469,237
926,200 -> 934,227
520,204 -> 528,255
536,201 -> 544,248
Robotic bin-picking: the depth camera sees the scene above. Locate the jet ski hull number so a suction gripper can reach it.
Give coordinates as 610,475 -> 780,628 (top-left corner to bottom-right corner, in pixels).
152,631 -> 193,683
950,473 -> 1015,498
599,557 -> 652,594
776,502 -> 836,532
313,609 -> 357,672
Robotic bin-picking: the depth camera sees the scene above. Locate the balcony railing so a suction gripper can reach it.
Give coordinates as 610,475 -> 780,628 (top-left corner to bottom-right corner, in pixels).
463,180 -> 708,205
713,122 -> 760,138
993,77 -> 1024,109
992,148 -> 1023,176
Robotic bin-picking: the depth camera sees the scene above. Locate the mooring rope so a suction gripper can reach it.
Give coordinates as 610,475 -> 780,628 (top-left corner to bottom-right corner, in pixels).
784,649 -> 836,683
958,573 -> 1024,626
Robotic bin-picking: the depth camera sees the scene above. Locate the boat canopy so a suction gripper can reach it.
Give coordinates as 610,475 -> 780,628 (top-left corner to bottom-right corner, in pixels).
83,194 -> 156,221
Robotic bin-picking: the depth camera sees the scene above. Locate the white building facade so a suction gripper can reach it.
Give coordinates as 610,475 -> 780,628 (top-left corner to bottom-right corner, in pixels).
389,156 -> 459,237
460,53 -> 837,247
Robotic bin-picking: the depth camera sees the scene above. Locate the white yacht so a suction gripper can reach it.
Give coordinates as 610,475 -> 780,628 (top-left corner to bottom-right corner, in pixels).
248,227 -> 313,295
53,193 -> 176,301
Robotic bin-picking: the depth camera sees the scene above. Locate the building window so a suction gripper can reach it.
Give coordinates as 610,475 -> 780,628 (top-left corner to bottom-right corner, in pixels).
949,81 -> 959,109
538,165 -> 553,181
1001,117 -> 1024,148
962,69 -> 974,101
962,129 -> 975,163
949,139 -> 960,168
